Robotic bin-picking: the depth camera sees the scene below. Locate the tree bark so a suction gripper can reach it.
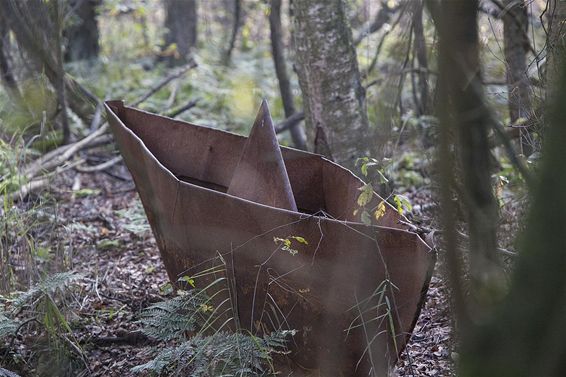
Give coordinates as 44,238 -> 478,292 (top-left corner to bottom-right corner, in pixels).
292,0 -> 369,167
546,0 -> 566,92
64,0 -> 100,62
269,0 -> 306,150
163,0 -> 197,66
435,0 -> 501,323
502,0 -> 532,156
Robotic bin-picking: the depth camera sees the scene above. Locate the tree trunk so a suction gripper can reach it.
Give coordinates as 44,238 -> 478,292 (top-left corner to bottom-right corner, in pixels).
435,0 -> 501,323
502,0 -> 532,156
412,0 -> 429,116
292,0 -> 369,167
163,0 -> 197,66
223,0 -> 241,65
546,0 -> 566,92
0,8 -> 19,97
64,0 -> 100,62
269,0 -> 306,150
459,35 -> 566,377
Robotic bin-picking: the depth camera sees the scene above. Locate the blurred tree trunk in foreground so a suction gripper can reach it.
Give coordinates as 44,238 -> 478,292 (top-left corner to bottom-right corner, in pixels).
434,0 -> 502,326
64,0 -> 101,62
546,0 -> 566,90
292,0 -> 369,167
459,37 -> 566,377
162,0 -> 197,66
269,0 -> 306,150
502,0 -> 532,156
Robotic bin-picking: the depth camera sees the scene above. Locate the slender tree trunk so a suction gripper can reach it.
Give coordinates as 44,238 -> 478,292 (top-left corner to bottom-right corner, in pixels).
0,9 -> 19,97
435,0 -> 501,323
269,0 -> 306,150
412,0 -> 429,116
292,0 -> 369,167
54,1 -> 70,143
503,0 -> 532,156
64,0 -> 100,62
163,0 -> 197,66
223,0 -> 241,65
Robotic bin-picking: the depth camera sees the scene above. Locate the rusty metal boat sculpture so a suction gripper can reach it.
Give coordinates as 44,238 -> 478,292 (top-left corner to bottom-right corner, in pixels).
105,100 -> 435,376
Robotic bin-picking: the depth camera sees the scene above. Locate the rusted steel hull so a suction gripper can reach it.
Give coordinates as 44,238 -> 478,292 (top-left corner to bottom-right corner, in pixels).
105,100 -> 435,376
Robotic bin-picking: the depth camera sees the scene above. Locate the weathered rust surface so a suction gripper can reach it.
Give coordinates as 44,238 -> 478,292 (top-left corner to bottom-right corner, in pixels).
105,100 -> 435,376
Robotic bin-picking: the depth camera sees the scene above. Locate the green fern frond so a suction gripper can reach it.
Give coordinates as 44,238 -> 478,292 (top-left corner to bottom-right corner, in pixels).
132,330 -> 292,376
12,271 -> 83,310
138,289 -> 210,341
0,311 -> 18,340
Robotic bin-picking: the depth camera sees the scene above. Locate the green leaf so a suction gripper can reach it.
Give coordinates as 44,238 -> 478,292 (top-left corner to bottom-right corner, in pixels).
290,236 -> 308,245
178,275 -> 196,288
393,195 -> 412,215
357,184 -> 374,207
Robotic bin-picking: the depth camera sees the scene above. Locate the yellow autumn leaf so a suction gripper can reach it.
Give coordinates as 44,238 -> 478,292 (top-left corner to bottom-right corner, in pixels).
374,201 -> 387,221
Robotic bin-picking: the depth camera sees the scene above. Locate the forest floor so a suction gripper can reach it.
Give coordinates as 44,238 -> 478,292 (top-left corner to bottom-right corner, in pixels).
6,158 -> 455,376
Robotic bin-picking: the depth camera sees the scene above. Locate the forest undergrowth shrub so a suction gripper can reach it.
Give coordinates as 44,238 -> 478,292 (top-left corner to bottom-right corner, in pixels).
133,272 -> 293,376
0,272 -> 86,376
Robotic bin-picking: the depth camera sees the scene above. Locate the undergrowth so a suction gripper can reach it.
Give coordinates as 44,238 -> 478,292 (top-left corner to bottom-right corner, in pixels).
133,277 -> 293,376
0,271 -> 85,376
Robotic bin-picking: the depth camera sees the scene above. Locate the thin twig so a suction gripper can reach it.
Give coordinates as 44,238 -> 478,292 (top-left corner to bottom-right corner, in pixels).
132,60 -> 197,107
274,112 -> 305,134
166,98 -> 199,118
75,155 -> 122,173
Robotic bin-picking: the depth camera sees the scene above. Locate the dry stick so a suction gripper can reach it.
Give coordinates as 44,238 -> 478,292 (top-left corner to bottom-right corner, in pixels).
131,60 -> 197,107
75,155 -> 122,173
22,123 -> 109,179
11,158 -> 86,201
166,98 -> 199,118
274,112 -> 305,134
20,62 -> 198,181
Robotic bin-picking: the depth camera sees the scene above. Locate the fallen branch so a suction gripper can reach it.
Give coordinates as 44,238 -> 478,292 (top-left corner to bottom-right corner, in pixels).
132,60 -> 197,107
88,330 -> 154,347
275,111 -> 305,134
10,158 -> 85,201
8,61 -> 199,196
166,98 -> 199,118
76,156 -> 122,173
23,123 -> 109,180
